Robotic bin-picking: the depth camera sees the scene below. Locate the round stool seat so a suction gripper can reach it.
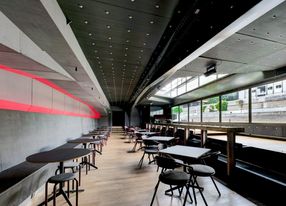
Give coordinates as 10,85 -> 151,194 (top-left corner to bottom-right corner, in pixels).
159,170 -> 190,185
48,173 -> 75,183
190,164 -> 215,176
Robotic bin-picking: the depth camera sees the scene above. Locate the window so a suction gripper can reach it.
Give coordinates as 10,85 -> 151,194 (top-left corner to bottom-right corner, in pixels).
171,106 -> 180,122
252,80 -> 286,123
222,90 -> 249,123
189,101 -> 201,122
202,96 -> 219,122
150,107 -> 163,117
187,77 -> 199,91
177,84 -> 186,95
179,104 -> 188,122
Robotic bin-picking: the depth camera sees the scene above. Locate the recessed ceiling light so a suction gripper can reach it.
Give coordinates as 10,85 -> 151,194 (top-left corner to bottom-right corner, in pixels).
84,20 -> 88,24
94,50 -> 98,53
146,33 -> 150,36
140,50 -> 143,52
88,33 -> 92,36
78,4 -> 84,9
128,15 -> 133,19
194,9 -> 200,14
125,47 -> 128,50
127,29 -> 131,33
131,0 -> 135,2
123,64 -> 126,67
125,54 -> 127,56
143,42 -> 146,46
96,56 -> 100,59
177,10 -> 181,14
106,25 -> 111,29
109,45 -> 112,48
138,56 -> 141,59
105,10 -> 110,15
110,52 -> 113,55
150,21 -> 154,24
126,39 -> 130,43
92,42 -> 95,46
108,37 -> 112,40
155,4 -> 160,9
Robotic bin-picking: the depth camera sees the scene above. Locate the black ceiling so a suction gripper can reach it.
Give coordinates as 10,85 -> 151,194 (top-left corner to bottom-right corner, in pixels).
58,0 -> 261,108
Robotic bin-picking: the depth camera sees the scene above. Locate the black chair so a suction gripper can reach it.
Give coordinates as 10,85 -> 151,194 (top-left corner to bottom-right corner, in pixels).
150,156 -> 193,206
45,173 -> 79,206
55,161 -> 82,186
187,151 -> 221,206
138,140 -> 161,168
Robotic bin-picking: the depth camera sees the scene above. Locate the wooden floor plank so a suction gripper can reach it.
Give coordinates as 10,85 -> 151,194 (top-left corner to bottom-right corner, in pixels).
31,129 -> 256,206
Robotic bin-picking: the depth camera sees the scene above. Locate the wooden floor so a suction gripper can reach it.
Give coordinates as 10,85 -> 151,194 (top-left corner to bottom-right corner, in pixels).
31,128 -> 256,206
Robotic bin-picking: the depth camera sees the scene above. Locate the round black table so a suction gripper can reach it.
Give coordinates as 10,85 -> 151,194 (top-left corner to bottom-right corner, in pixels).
26,148 -> 90,205
68,138 -> 101,171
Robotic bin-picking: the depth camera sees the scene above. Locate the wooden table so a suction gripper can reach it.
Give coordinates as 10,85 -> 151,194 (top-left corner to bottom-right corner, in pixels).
26,148 -> 90,205
148,123 -> 244,176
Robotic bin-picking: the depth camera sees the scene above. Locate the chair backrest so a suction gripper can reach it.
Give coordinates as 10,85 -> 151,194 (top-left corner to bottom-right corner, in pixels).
155,156 -> 178,170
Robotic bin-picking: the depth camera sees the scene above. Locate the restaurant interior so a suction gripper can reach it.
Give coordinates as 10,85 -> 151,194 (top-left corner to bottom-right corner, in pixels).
0,0 -> 285,206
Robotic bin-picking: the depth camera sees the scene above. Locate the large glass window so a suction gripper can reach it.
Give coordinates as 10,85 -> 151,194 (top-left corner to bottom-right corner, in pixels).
189,101 -> 201,122
222,90 -> 249,122
179,104 -> 188,122
171,106 -> 181,122
252,80 -> 286,123
187,77 -> 199,91
150,107 -> 163,117
177,84 -> 186,95
202,96 -> 219,122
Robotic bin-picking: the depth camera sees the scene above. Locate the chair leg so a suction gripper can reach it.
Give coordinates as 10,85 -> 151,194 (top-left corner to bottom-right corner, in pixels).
67,180 -> 70,198
138,152 -> 145,168
45,181 -> 49,206
53,183 -> 57,206
210,176 -> 221,196
79,166 -> 81,186
74,178 -> 79,206
194,177 -> 208,206
150,180 -> 160,206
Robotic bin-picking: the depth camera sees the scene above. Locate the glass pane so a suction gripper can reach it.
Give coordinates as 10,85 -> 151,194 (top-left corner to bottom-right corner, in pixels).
171,89 -> 177,97
199,74 -> 217,86
202,96 -> 219,122
222,90 -> 249,122
150,106 -> 163,117
252,80 -> 286,123
177,84 -> 186,95
187,77 -> 199,91
189,101 -> 201,122
179,104 -> 188,122
172,106 -> 181,122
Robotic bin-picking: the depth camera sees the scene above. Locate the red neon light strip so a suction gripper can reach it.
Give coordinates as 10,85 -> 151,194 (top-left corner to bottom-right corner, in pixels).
0,64 -> 100,118
0,99 -> 96,118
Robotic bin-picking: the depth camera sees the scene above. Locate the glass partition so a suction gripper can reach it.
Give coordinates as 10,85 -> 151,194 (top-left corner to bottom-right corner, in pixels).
179,104 -> 188,122
222,90 -> 249,122
202,96 -> 219,122
189,101 -> 201,122
252,80 -> 286,123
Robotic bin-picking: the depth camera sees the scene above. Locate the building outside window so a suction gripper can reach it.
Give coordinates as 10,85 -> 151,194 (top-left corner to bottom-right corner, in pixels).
179,104 -> 188,122
252,80 -> 286,123
171,106 -> 181,122
189,101 -> 201,122
221,90 -> 249,122
202,96 -> 219,122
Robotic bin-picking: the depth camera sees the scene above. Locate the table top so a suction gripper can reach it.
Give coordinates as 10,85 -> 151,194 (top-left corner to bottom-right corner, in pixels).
159,145 -> 210,159
143,136 -> 174,142
26,148 -> 90,163
68,138 -> 98,144
137,131 -> 157,135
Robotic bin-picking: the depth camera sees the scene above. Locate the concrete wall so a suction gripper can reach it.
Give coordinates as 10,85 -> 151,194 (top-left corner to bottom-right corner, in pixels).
0,109 -> 97,172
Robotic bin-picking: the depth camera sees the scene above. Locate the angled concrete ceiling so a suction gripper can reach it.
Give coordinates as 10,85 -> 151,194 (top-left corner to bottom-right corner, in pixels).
2,0 -> 286,113
140,0 -> 286,105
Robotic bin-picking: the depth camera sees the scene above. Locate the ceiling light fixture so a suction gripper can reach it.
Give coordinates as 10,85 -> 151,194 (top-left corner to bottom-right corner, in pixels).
155,5 -> 160,9
106,25 -> 111,29
150,21 -> 154,24
84,20 -> 88,24
128,15 -> 133,19
204,64 -> 216,76
105,10 -> 110,15
88,33 -> 92,36
78,4 -> 84,9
